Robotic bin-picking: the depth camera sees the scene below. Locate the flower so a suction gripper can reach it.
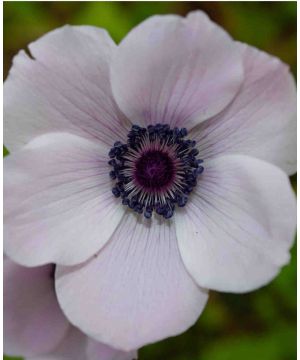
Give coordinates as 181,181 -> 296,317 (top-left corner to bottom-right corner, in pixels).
4,258 -> 138,360
4,10 -> 296,352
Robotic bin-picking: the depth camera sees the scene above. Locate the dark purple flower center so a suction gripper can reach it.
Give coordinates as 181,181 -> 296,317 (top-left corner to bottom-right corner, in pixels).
108,124 -> 204,219
134,150 -> 175,190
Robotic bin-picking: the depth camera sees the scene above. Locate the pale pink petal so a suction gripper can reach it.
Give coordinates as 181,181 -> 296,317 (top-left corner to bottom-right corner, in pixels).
4,133 -> 124,266
111,11 -> 243,129
27,327 -> 138,360
4,25 -> 130,152
56,213 -> 208,351
175,155 -> 296,293
192,43 -> 296,175
87,339 -> 138,360
4,259 -> 69,357
26,327 -> 87,360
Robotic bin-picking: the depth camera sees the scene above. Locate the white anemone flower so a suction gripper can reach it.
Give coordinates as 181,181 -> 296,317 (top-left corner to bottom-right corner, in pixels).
4,11 -> 296,352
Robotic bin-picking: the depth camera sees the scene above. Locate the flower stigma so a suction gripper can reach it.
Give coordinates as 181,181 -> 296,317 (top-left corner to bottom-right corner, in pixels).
108,124 -> 204,219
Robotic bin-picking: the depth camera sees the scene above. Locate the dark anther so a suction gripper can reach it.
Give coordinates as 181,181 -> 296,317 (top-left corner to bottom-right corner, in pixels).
109,171 -> 117,180
112,187 -> 121,197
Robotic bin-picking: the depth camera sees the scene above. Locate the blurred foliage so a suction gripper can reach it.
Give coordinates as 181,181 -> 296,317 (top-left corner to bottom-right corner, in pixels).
3,2 -> 296,360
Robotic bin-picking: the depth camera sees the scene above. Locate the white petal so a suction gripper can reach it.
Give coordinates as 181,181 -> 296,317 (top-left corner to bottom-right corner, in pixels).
175,155 -> 296,293
192,43 -> 296,175
56,213 -> 208,351
4,133 -> 124,266
4,259 -> 69,357
111,11 -> 243,129
4,25 -> 129,152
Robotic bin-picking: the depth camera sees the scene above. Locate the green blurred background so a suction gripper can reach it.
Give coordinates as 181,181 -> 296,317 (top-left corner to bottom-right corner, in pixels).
3,2 -> 296,360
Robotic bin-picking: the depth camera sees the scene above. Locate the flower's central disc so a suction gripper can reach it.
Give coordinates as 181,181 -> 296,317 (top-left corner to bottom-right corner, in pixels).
135,150 -> 174,190
108,124 -> 204,219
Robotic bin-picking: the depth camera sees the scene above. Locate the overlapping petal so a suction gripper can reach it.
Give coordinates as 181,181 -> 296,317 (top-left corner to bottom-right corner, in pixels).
4,25 -> 129,152
4,133 -> 124,266
56,213 -> 208,351
175,155 -> 296,293
27,327 -> 138,360
192,43 -> 297,175
25,328 -> 87,360
4,258 -> 137,360
111,11 -> 243,129
87,339 -> 138,360
4,260 -> 69,357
